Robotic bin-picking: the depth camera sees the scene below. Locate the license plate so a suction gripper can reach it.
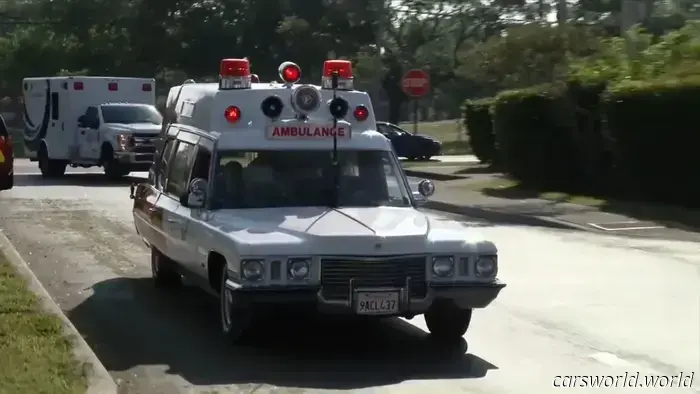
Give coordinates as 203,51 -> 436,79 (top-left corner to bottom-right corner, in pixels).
267,124 -> 351,139
356,292 -> 399,315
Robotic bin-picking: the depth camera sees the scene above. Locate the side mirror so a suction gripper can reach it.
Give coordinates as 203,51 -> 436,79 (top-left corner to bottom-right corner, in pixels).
77,115 -> 85,127
180,178 -> 208,208
417,179 -> 435,197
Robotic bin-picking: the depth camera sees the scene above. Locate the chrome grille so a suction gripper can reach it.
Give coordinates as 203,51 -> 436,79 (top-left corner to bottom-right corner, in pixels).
321,256 -> 427,300
132,133 -> 158,139
132,145 -> 156,154
130,133 -> 157,154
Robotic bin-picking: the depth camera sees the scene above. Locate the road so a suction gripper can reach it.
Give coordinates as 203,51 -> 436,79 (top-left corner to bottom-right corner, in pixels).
0,159 -> 698,393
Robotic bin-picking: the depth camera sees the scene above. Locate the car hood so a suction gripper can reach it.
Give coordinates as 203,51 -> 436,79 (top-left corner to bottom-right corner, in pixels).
104,123 -> 161,134
207,206 -> 496,256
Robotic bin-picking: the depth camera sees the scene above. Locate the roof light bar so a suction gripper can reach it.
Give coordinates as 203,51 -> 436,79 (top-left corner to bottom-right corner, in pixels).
219,58 -> 252,90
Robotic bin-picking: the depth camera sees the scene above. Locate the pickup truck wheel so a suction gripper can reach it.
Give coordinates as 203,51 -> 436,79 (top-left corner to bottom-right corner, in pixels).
104,159 -> 129,180
38,150 -> 67,178
151,248 -> 181,288
220,265 -> 252,343
425,302 -> 472,342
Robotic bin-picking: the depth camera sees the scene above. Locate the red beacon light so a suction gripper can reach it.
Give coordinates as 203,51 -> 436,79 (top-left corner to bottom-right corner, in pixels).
224,105 -> 241,123
219,58 -> 252,90
251,74 -> 260,83
278,62 -> 301,84
353,105 -> 369,121
321,60 -> 353,90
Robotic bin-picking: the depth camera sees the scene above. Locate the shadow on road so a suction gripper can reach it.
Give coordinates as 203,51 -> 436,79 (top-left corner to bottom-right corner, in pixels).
68,277 -> 497,390
13,173 -> 144,187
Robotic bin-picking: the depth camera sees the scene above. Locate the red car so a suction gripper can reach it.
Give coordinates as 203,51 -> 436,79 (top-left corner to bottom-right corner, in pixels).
0,114 -> 13,190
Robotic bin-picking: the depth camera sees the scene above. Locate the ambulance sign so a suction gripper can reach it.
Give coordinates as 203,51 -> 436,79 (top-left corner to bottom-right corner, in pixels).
267,123 -> 351,139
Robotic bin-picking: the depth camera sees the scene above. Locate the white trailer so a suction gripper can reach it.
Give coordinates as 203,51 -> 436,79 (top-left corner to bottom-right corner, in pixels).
22,76 -> 161,178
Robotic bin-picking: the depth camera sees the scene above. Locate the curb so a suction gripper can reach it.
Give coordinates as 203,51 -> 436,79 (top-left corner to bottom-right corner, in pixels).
404,169 -> 465,181
424,200 -> 587,231
0,230 -> 118,394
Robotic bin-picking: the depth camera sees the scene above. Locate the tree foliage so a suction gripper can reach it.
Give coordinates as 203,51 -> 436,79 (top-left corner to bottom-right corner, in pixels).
0,0 -> 696,123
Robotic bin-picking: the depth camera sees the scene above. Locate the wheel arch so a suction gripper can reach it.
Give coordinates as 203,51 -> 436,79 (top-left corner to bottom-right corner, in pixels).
207,251 -> 227,293
99,142 -> 114,164
39,139 -> 50,158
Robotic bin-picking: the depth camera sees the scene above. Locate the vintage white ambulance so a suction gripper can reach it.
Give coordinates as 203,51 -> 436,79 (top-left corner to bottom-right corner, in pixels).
130,58 -> 505,344
22,76 -> 161,179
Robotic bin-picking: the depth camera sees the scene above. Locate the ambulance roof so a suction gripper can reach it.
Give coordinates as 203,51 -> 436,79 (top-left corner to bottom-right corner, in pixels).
169,66 -> 391,152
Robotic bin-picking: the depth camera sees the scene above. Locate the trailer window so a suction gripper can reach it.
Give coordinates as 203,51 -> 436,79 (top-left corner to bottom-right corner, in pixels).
51,92 -> 59,120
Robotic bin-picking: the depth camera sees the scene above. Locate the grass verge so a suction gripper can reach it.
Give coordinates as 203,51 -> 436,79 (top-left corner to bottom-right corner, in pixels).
398,119 -> 471,155
0,250 -> 87,394
455,175 -> 700,229
470,178 -> 608,206
400,160 -> 473,168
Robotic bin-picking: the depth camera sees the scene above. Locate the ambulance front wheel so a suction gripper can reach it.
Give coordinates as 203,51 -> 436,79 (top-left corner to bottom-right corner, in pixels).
38,146 -> 66,178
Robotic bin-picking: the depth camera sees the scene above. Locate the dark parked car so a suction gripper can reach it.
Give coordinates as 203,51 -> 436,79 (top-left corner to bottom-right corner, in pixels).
0,114 -> 13,190
376,121 -> 442,160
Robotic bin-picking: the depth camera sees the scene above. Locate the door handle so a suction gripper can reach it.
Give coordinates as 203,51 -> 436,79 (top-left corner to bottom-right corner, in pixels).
167,219 -> 181,223
148,207 -> 157,212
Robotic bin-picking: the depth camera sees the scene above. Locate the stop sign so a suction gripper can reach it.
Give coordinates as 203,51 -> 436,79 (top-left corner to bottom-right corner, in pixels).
402,69 -> 430,98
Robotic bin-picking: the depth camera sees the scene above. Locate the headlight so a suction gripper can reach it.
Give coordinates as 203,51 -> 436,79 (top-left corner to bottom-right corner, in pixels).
475,256 -> 497,277
241,260 -> 264,281
116,134 -> 132,150
288,259 -> 310,279
432,256 -> 454,277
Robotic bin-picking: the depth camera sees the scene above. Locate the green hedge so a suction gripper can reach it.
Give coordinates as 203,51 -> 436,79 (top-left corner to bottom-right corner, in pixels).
603,77 -> 700,205
463,98 -> 496,163
465,76 -> 700,206
565,80 -> 611,191
492,83 -> 580,188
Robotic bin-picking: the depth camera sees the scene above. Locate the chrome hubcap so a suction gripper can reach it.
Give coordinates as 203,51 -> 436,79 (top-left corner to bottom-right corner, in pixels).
223,290 -> 233,326
221,276 -> 233,329
152,254 -> 159,276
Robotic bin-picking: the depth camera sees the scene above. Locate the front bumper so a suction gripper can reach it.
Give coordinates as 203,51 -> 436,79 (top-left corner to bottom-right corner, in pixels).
425,143 -> 442,156
114,151 -> 155,171
225,275 -> 505,316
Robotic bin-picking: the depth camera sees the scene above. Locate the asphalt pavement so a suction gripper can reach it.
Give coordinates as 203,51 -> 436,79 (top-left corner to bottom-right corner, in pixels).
0,159 -> 698,393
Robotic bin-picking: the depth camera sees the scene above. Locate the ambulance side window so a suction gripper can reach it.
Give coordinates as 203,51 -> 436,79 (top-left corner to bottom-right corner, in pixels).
166,141 -> 196,197
156,138 -> 177,190
190,146 -> 212,183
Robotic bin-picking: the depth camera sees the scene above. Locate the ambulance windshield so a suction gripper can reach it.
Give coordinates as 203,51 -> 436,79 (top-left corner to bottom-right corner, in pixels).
211,149 -> 412,209
101,104 -> 162,125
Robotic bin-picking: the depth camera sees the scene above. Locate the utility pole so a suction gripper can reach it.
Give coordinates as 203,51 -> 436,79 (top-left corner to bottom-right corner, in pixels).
556,0 -> 568,25
373,0 -> 387,120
